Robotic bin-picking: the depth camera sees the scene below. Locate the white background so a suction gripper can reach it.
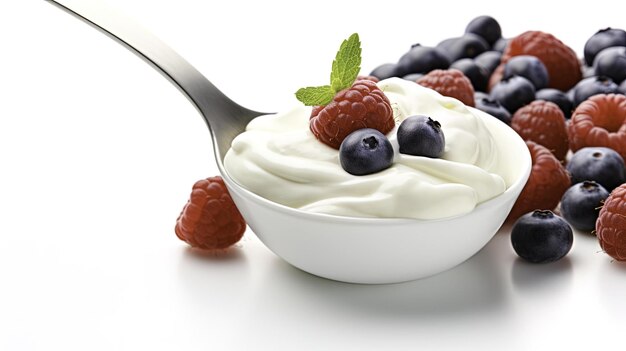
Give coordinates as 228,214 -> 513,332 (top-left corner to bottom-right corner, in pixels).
2,0 -> 626,350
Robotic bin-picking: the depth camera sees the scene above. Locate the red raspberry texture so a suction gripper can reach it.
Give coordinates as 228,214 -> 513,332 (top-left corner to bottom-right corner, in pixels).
507,141 -> 571,221
175,176 -> 246,250
417,69 -> 475,107
511,100 -> 569,161
356,75 -> 380,83
568,94 -> 626,160
496,31 -> 582,92
596,184 -> 626,261
310,79 -> 394,149
488,63 -> 505,92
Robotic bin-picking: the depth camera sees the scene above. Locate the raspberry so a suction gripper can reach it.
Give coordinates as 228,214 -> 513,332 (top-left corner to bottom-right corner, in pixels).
596,184 -> 626,261
356,75 -> 380,83
507,141 -> 571,221
568,94 -> 626,160
487,63 -> 505,92
500,31 -> 582,92
511,100 -> 569,161
175,176 -> 246,250
417,69 -> 475,107
310,79 -> 394,149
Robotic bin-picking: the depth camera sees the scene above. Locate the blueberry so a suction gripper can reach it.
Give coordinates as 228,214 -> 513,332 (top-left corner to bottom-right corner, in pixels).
566,86 -> 576,103
397,115 -> 445,158
511,210 -> 573,263
560,181 -> 610,232
397,44 -> 450,75
535,88 -> 574,119
450,58 -> 489,92
594,46 -> 626,84
370,63 -> 403,80
474,97 -> 511,124
402,73 -> 424,81
436,34 -> 490,62
492,37 -> 508,53
583,27 -> 626,66
572,76 -> 621,106
464,15 -> 502,46
474,50 -> 502,76
489,75 -> 536,113
502,55 -> 549,90
567,147 -> 626,192
582,64 -> 596,78
339,129 -> 394,176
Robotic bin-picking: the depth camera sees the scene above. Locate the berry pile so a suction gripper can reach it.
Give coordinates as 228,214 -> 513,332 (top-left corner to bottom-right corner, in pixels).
368,17 -> 626,263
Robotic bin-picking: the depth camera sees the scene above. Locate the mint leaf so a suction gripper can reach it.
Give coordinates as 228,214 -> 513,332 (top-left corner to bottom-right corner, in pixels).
330,33 -> 361,93
295,33 -> 362,107
295,85 -> 334,106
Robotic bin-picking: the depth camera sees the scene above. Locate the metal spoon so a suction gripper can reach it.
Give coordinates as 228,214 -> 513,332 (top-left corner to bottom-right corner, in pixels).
46,0 -> 263,173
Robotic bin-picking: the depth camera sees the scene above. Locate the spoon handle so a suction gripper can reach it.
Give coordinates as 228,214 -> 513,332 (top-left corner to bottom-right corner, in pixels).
45,0 -> 259,161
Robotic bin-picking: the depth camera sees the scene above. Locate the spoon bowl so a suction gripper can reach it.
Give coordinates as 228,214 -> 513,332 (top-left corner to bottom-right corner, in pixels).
48,0 -> 531,284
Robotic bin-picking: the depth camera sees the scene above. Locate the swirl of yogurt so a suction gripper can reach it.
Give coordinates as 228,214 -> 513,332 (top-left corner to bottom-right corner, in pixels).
223,78 -> 507,220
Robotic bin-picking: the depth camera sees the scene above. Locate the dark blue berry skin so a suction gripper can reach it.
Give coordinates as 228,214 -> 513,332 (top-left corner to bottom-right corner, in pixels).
594,46 -> 626,84
566,86 -> 576,103
397,44 -> 450,75
489,75 -> 536,113
402,73 -> 424,81
370,63 -> 403,80
503,55 -> 549,90
620,79 -> 626,94
536,88 -> 574,119
560,181 -> 610,232
572,76 -> 621,106
475,97 -> 511,124
339,129 -> 394,176
450,58 -> 489,92
474,50 -> 502,76
511,210 -> 573,264
397,115 -> 445,158
436,34 -> 490,62
582,64 -> 596,78
583,27 -> 626,66
464,16 -> 502,46
567,147 -> 626,192
492,37 -> 508,53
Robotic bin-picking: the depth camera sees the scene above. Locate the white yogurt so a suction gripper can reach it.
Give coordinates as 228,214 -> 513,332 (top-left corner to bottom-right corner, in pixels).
223,78 -> 507,220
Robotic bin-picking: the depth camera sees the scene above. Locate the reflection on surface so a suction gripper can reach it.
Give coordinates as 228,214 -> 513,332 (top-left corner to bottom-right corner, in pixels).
511,256 -> 573,295
596,256 -> 626,318
176,244 -> 251,305
184,245 -> 247,262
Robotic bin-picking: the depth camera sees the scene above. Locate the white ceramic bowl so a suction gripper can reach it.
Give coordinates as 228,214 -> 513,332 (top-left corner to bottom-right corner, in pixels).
221,108 -> 531,284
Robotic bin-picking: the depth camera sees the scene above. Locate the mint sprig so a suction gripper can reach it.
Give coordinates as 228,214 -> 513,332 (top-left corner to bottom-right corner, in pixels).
295,85 -> 333,106
295,33 -> 362,106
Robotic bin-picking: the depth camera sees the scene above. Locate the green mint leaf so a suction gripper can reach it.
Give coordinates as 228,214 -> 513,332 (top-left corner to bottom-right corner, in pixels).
295,85 -> 334,106
295,33 -> 362,106
330,33 -> 361,93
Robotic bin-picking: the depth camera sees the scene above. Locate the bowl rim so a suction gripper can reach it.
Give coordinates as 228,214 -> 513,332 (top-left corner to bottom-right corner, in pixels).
220,106 -> 531,225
